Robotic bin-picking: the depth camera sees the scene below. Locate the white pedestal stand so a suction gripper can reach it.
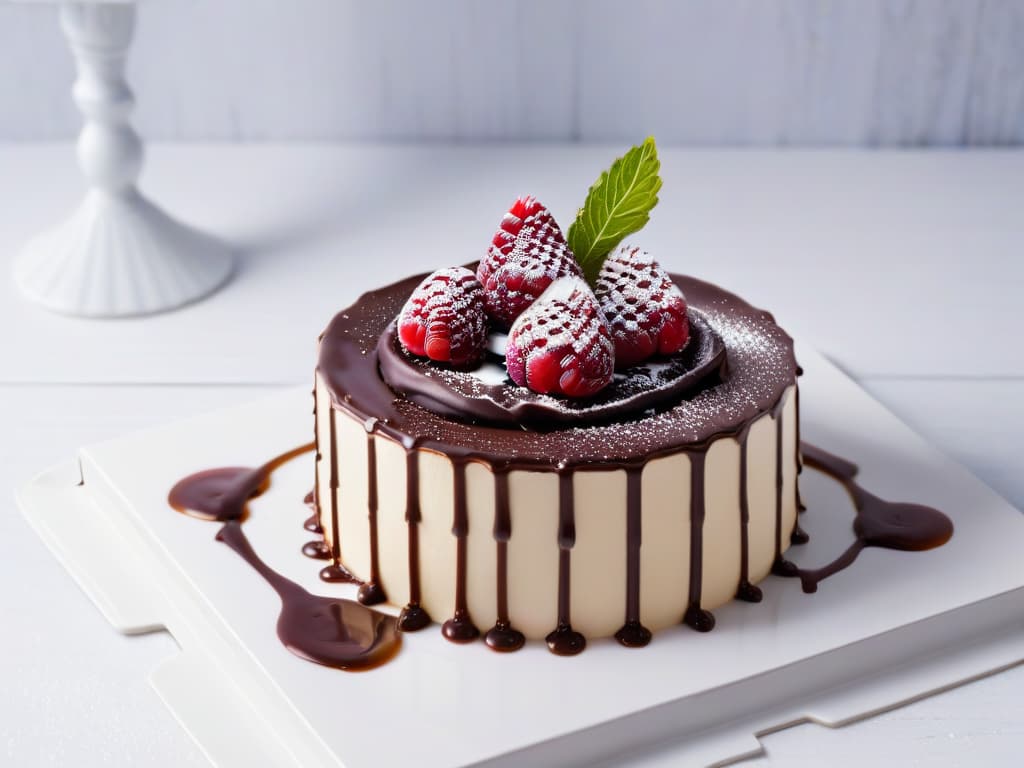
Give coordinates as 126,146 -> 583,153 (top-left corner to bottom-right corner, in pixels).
14,2 -> 233,317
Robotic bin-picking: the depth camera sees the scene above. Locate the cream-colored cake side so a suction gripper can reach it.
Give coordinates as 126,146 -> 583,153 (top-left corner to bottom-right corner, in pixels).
570,470 -> 628,637
639,452 -> 691,631
314,371 -> 799,641
375,435 -> 411,608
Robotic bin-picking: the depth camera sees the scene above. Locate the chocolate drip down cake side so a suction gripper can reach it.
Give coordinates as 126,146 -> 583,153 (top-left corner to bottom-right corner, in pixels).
173,138 -> 951,667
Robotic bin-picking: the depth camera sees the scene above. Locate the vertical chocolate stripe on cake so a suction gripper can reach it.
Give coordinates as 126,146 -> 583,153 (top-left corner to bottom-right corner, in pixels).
485,469 -> 525,652
311,385 -> 322,527
303,401 -> 336,564
772,397 -> 799,578
546,473 -> 586,655
318,406 -> 359,583
329,406 -> 340,559
357,431 -> 387,605
683,450 -> 715,632
443,460 -> 480,643
615,466 -> 651,647
791,384 -> 810,544
735,428 -> 763,603
398,448 -> 431,631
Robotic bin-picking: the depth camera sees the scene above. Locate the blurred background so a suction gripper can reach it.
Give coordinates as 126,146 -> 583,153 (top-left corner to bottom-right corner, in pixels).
2,0 -> 1022,145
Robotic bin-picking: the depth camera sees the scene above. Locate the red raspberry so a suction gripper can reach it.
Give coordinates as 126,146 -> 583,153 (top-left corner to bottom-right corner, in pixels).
505,277 -> 614,398
477,197 -> 583,328
397,267 -> 487,367
595,246 -> 689,368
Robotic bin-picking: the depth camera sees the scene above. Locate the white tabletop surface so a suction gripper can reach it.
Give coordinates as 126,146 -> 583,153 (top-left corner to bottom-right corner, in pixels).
1,144 -> 1021,767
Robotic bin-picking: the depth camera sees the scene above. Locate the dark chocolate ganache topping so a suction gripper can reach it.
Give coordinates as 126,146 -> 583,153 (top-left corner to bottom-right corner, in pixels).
377,310 -> 727,428
318,272 -> 798,467
169,445 -> 402,672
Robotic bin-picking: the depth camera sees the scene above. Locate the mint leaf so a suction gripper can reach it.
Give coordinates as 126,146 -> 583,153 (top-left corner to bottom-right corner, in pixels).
567,137 -> 662,284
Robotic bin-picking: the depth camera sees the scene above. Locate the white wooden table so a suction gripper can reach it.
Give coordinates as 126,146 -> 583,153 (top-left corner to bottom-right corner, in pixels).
1,144 -> 1021,767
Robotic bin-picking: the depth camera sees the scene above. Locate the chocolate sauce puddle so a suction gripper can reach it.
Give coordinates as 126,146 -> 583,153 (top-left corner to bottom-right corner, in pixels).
169,445 -> 401,672
168,443 -> 313,522
774,442 -> 954,593
217,521 -> 401,671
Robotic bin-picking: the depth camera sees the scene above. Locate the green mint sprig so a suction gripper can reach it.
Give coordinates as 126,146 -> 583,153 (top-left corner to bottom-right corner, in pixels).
566,137 -> 662,284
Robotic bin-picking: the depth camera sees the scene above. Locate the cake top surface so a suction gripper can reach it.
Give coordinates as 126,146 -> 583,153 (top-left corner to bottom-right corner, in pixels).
317,271 -> 797,470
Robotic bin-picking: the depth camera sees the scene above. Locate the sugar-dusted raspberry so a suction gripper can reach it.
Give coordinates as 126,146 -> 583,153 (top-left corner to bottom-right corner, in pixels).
505,277 -> 614,398
595,246 -> 689,368
477,197 -> 583,328
397,267 -> 487,367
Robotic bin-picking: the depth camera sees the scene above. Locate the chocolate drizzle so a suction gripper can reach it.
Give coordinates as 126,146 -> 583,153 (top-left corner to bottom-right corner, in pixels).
615,467 -> 652,647
790,384 -> 809,546
301,499 -> 321,536
780,443 -> 954,593
318,407 -> 359,584
734,427 -> 763,603
302,540 -> 332,560
791,520 -> 810,545
770,398 -> 796,577
398,449 -> 432,632
547,473 -> 586,655
168,443 -> 313,522
169,444 -> 401,672
302,491 -> 323,535
356,432 -> 387,606
310,388 -> 323,537
217,521 -> 400,671
485,470 -> 525,651
442,461 -> 480,642
682,451 -> 715,632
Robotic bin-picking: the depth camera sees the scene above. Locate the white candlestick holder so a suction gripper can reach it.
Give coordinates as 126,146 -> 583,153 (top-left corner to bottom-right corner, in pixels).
14,2 -> 233,317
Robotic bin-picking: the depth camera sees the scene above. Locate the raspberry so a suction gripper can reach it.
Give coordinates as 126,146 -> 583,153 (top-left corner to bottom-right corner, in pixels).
397,267 -> 487,367
595,246 -> 689,368
477,197 -> 583,328
505,277 -> 614,398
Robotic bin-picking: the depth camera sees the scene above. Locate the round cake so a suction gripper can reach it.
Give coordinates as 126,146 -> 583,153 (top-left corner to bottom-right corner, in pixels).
312,270 -> 800,653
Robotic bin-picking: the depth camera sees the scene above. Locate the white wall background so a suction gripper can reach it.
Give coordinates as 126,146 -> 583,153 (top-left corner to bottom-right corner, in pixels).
1,0 -> 1022,145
